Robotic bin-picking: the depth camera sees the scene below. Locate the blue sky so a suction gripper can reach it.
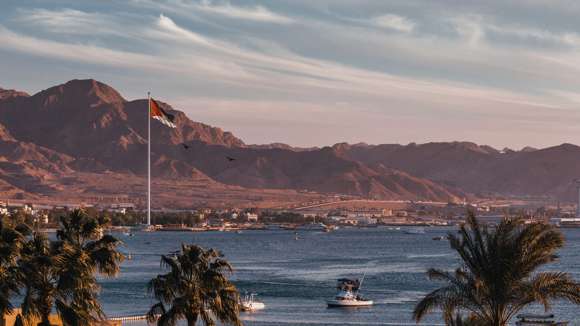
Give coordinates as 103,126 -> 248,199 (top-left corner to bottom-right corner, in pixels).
1,0 -> 580,148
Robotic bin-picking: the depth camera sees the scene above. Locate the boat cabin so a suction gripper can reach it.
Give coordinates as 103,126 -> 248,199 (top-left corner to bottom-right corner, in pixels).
336,278 -> 361,292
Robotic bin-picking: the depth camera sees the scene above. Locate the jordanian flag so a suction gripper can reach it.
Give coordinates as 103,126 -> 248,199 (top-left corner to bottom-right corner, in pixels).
150,98 -> 176,128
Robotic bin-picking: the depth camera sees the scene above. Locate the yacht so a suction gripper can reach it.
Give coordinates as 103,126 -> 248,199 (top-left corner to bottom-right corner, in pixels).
326,278 -> 373,307
240,293 -> 265,312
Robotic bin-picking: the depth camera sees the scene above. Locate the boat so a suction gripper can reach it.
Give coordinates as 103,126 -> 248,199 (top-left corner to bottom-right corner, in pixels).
240,293 -> 265,312
404,227 -> 425,235
326,278 -> 373,307
432,235 -> 447,241
297,222 -> 328,231
516,314 -> 568,325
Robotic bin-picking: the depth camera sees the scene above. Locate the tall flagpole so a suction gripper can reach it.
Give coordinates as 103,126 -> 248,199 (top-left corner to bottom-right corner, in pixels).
147,92 -> 151,226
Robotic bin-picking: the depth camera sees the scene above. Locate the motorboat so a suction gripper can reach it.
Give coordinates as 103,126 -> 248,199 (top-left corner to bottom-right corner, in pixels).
516,314 -> 568,325
432,235 -> 447,241
240,293 -> 265,312
326,278 -> 373,307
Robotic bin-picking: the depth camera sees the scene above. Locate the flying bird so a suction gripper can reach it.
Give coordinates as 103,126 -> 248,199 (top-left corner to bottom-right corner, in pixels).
226,156 -> 236,161
182,143 -> 190,149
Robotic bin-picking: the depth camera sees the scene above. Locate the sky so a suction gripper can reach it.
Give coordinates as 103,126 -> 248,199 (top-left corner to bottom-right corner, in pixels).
1,0 -> 580,149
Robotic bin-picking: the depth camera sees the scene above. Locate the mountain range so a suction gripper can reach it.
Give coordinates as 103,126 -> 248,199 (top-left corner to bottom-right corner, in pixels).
0,79 -> 578,207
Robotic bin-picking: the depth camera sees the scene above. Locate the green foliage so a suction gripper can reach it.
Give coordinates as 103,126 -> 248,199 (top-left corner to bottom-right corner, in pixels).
413,211 -> 580,326
17,209 -> 124,326
0,220 -> 29,316
147,244 -> 242,326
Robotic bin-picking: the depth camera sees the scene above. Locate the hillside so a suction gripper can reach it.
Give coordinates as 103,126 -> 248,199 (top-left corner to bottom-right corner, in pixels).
0,79 -> 465,205
2,78 -> 578,206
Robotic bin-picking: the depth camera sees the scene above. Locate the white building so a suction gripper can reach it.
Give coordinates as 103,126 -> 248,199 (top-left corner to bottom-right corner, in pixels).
246,212 -> 259,222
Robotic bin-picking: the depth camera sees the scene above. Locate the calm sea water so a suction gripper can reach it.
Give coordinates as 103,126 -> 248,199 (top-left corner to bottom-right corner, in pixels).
99,227 -> 580,326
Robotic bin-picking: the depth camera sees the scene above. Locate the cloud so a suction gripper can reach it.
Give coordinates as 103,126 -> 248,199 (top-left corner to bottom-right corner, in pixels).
450,15 -> 485,46
449,14 -> 580,48
371,14 -> 415,33
4,1 -> 580,148
14,8 -> 125,37
192,0 -> 293,24
156,14 -> 213,46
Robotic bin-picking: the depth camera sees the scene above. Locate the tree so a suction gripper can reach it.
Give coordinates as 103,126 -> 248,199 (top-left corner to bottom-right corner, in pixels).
19,209 -> 124,326
0,220 -> 28,317
147,244 -> 242,326
413,211 -> 580,326
19,233 -> 57,326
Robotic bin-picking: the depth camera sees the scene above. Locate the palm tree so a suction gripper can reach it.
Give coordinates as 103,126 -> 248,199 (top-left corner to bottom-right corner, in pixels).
0,220 -> 28,317
19,233 -> 57,326
53,209 -> 124,326
147,244 -> 242,326
413,211 -> 580,326
19,209 -> 124,326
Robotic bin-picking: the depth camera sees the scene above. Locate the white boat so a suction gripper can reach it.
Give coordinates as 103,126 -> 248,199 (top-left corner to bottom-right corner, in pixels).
404,227 -> 425,235
326,278 -> 373,307
297,222 -> 328,231
240,293 -> 265,312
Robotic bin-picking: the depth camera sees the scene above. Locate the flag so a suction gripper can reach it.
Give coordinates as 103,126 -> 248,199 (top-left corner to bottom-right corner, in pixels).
150,98 -> 176,128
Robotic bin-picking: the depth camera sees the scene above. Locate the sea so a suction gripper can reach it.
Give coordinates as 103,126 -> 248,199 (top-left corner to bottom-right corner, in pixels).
99,227 -> 580,326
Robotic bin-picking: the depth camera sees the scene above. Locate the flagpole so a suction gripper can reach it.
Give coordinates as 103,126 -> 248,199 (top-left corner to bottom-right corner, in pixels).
147,92 -> 151,226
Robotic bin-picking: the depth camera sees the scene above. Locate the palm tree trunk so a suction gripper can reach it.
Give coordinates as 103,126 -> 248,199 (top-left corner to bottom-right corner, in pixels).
38,315 -> 51,326
186,315 -> 197,326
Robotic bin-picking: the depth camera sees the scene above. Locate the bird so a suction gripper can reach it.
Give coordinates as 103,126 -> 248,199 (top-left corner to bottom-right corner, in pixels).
182,143 -> 190,149
226,156 -> 236,161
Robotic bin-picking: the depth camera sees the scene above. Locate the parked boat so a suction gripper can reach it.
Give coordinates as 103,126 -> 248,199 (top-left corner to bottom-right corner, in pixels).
240,293 -> 265,312
326,278 -> 373,307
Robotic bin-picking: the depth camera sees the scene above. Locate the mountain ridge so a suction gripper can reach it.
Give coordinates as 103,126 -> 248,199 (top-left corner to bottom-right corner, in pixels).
0,78 -> 577,205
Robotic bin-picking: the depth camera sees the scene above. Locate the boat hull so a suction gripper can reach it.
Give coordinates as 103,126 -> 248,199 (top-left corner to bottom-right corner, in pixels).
241,302 -> 265,311
326,299 -> 373,307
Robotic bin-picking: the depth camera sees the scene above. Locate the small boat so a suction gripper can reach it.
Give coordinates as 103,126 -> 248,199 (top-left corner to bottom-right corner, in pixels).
432,235 -> 447,241
240,293 -> 265,312
404,227 -> 425,235
326,278 -> 373,307
516,314 -> 568,325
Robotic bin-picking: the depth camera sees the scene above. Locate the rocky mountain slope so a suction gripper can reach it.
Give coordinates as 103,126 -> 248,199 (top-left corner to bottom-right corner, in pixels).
0,79 -> 465,204
3,78 -> 578,205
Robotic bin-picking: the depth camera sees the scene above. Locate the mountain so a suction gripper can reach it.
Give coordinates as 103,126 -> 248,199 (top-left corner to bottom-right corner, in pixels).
0,79 -> 463,204
335,142 -> 580,201
167,142 -> 463,201
3,78 -> 578,206
0,87 -> 29,101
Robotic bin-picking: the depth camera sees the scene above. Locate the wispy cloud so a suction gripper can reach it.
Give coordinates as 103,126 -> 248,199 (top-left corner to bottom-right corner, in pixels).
4,1 -> 580,147
371,14 -> 415,33
190,0 -> 293,24
14,8 -> 125,37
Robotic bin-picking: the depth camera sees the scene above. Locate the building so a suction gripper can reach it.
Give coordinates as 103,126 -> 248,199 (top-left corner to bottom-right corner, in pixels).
246,212 -> 259,222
